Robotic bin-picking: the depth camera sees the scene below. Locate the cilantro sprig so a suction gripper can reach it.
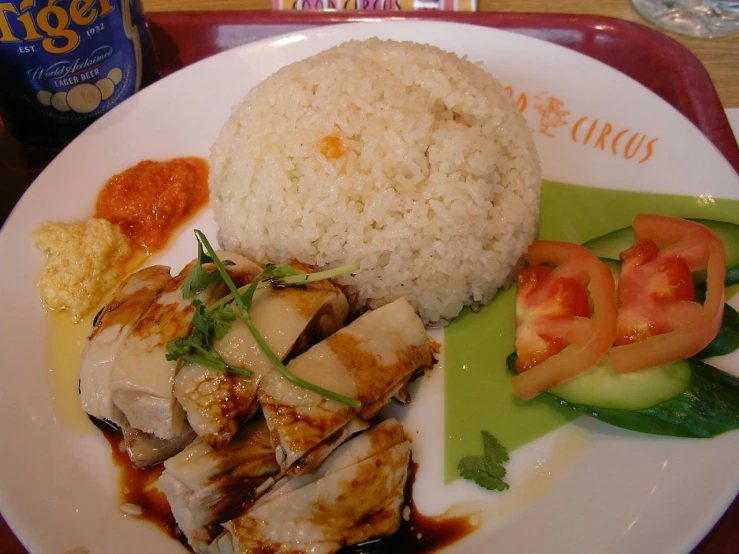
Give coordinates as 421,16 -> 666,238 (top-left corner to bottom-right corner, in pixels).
207,262 -> 359,314
458,430 -> 510,491
181,238 -> 235,298
168,230 -> 361,409
165,299 -> 250,377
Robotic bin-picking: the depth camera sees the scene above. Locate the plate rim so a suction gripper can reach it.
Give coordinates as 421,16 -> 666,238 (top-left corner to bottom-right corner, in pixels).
0,18 -> 738,554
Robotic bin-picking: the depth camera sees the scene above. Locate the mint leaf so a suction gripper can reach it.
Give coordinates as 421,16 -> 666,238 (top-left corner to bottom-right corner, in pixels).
458,430 -> 510,491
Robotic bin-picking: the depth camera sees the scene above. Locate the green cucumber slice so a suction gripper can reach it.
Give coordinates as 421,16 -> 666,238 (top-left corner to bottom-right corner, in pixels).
698,301 -> 739,359
556,359 -> 739,438
506,353 -> 690,411
549,359 -> 691,410
507,354 -> 739,437
584,226 -> 633,261
583,218 -> 739,286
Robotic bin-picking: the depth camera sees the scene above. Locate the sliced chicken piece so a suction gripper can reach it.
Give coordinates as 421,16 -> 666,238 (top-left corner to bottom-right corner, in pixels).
209,419 -> 411,554
158,415 -> 280,553
122,420 -> 197,468
176,267 -> 349,450
79,265 -> 172,427
174,366 -> 261,451
258,297 -> 432,474
213,269 -> 350,376
110,252 -> 255,439
283,417 -> 368,476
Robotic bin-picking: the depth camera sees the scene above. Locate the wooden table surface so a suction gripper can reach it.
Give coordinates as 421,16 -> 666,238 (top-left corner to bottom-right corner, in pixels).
1,1 -> 738,554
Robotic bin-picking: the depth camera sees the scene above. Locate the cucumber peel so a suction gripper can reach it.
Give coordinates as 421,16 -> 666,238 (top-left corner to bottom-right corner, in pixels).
583,218 -> 739,287
698,301 -> 739,359
506,354 -> 739,438
549,358 -> 690,410
555,359 -> 739,438
505,217 -> 739,438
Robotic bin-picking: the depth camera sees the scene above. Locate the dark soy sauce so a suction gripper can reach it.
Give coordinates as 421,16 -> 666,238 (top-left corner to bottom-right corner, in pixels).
94,419 -> 478,553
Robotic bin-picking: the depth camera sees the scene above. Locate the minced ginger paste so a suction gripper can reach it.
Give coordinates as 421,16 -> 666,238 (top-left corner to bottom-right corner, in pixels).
32,218 -> 131,321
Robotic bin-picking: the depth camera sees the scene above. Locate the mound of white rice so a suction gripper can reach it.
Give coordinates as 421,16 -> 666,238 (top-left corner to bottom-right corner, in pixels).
210,38 -> 540,323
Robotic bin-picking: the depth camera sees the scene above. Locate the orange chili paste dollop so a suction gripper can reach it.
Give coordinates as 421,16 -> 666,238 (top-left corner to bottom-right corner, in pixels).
95,157 -> 209,253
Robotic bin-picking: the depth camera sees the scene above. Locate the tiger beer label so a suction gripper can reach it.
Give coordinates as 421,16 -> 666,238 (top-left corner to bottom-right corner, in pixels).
0,0 -> 145,123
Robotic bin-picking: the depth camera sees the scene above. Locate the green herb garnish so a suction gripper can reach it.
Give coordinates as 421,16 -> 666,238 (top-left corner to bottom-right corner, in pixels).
165,299 -> 250,378
458,430 -> 510,491
207,262 -> 359,314
169,230 -> 360,409
182,239 -> 235,299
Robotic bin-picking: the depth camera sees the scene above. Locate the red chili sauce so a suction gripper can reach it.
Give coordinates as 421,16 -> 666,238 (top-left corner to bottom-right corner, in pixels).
95,157 -> 209,253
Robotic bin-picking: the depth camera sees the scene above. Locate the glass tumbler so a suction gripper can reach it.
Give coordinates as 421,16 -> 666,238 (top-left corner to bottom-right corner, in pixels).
631,0 -> 739,37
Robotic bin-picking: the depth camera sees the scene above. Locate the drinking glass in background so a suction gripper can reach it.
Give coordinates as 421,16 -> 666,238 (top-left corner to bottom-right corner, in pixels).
631,0 -> 739,37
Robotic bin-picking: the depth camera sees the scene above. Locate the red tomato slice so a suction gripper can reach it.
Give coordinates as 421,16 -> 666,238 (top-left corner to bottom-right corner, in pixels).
615,238 -> 694,345
609,215 -> 725,373
511,241 -> 617,400
515,265 -> 589,372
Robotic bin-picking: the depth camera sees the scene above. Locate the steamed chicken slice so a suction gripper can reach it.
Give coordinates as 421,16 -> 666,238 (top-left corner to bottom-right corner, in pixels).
122,420 -> 197,469
213,269 -> 350,376
281,417 -> 369,476
174,367 -> 260,451
109,252 -> 254,439
175,274 -> 349,449
79,265 -> 172,426
258,418 -> 405,499
209,419 -> 411,554
172,254 -> 263,449
158,415 -> 280,553
258,297 -> 432,473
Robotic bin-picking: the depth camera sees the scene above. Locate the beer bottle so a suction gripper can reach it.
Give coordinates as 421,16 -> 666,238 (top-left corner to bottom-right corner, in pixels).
0,0 -> 159,150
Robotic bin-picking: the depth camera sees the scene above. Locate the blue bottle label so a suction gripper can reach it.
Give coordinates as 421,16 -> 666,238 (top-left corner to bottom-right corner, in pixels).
0,1 -> 154,146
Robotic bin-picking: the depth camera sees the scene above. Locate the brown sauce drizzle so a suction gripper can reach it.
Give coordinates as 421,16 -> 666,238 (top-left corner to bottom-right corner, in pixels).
91,418 -> 189,550
340,461 -> 477,554
92,423 -> 476,554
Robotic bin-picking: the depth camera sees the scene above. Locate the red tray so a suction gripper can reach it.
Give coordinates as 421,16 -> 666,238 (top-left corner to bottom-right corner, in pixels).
1,10 -> 738,554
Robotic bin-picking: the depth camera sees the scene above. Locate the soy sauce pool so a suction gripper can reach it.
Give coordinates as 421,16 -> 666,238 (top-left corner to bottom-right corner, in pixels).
92,418 -> 188,550
93,419 -> 477,553
340,462 -> 477,554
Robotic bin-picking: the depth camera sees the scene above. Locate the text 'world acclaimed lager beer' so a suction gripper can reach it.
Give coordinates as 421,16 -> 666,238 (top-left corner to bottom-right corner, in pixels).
0,0 -> 158,149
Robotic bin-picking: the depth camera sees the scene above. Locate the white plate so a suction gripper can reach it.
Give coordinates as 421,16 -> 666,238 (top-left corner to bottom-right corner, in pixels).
1,20 -> 739,554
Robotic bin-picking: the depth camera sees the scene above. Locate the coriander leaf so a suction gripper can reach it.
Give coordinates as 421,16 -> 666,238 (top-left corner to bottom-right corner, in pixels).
182,239 -> 234,298
212,306 -> 237,340
190,299 -> 237,344
165,297 -> 250,378
268,265 -> 301,281
181,354 -> 252,378
194,230 -> 361,409
458,430 -> 510,492
242,264 -> 276,311
190,299 -> 211,336
166,337 -> 196,361
207,262 -> 360,314
482,430 -> 509,464
458,458 -> 508,491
